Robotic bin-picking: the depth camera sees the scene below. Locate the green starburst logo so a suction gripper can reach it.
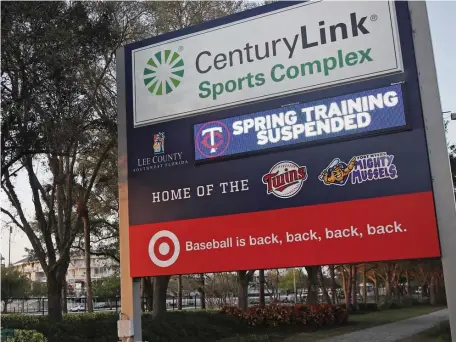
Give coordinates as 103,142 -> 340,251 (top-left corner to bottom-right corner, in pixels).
143,50 -> 184,95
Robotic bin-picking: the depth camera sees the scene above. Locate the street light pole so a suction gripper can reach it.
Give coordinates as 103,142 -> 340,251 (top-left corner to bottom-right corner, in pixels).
443,110 -> 456,120
8,226 -> 12,266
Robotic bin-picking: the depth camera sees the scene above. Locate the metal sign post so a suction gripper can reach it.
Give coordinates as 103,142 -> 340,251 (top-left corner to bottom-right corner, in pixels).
409,1 -> 456,338
115,1 -> 456,340
117,46 -> 143,342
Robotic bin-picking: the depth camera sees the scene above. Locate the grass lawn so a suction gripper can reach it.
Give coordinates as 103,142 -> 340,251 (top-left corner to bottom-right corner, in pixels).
398,320 -> 451,342
218,306 -> 446,342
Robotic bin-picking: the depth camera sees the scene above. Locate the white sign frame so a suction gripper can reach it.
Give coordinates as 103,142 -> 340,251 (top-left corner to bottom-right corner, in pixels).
132,0 -> 403,127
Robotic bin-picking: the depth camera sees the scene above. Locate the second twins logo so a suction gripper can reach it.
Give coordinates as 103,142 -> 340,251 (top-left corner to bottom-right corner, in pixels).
196,121 -> 231,158
262,161 -> 308,198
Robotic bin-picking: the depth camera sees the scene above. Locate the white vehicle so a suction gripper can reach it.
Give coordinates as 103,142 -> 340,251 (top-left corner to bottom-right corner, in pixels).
70,304 -> 85,312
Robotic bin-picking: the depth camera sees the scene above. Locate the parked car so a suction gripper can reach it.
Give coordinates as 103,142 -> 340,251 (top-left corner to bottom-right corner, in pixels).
94,302 -> 106,309
70,305 -> 85,312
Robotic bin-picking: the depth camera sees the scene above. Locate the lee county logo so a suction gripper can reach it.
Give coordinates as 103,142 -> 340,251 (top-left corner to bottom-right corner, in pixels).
133,132 -> 189,173
143,49 -> 184,96
262,161 -> 308,198
196,121 -> 231,158
319,152 -> 398,186
153,132 -> 165,154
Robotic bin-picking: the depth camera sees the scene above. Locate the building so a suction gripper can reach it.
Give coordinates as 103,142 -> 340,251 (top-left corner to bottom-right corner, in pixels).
13,253 -> 119,296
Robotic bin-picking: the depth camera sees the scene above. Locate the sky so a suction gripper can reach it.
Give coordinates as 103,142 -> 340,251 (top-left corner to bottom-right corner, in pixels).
1,1 -> 456,265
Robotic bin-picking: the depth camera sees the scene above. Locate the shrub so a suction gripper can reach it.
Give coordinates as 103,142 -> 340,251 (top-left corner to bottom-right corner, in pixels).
378,297 -> 414,310
1,306 -> 347,342
0,313 -> 118,342
220,304 -> 348,328
1,311 -> 246,342
9,329 -> 47,342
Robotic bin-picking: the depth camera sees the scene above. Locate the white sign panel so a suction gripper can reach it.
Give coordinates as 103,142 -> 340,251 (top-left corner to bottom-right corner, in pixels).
132,0 -> 403,127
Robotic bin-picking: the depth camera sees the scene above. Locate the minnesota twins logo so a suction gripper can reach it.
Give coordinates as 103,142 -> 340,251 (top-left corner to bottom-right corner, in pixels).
319,157 -> 356,186
196,121 -> 231,158
262,161 -> 308,198
153,132 -> 165,154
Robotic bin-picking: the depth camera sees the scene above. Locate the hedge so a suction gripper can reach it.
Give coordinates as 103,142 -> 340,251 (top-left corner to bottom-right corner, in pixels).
1,305 -> 348,342
9,329 -> 47,342
1,311 -> 247,342
221,304 -> 348,328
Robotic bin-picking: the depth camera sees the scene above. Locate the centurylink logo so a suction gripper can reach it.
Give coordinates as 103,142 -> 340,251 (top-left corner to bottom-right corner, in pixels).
143,49 -> 185,95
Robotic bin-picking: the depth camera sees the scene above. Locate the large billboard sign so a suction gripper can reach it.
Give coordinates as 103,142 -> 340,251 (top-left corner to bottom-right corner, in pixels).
122,1 -> 442,278
194,84 -> 407,161
131,0 -> 403,127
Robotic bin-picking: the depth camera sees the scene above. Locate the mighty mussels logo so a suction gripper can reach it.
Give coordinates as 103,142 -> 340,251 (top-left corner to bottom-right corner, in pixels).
133,132 -> 189,173
196,12 -> 373,101
319,152 -> 398,186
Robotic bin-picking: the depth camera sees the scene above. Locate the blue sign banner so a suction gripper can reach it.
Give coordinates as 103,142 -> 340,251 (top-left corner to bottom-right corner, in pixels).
194,84 -> 406,161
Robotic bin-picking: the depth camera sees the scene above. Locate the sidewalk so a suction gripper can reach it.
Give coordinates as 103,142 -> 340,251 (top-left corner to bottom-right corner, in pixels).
315,308 -> 449,342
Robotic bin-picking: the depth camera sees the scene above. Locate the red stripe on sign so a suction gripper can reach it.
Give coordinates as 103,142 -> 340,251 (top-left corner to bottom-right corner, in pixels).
129,191 -> 441,277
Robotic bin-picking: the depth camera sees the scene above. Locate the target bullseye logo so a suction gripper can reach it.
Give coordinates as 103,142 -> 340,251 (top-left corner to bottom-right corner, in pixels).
148,230 -> 180,268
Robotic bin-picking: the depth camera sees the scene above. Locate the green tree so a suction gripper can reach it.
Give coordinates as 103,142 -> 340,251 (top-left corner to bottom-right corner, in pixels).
1,1 -> 267,322
279,268 -> 307,292
30,282 -> 48,297
265,269 -> 281,300
1,266 -> 31,313
145,1 -> 258,35
237,270 -> 255,311
1,1 -> 119,321
92,274 -> 120,298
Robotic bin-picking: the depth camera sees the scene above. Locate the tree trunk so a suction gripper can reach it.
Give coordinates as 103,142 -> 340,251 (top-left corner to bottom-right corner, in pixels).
318,267 -> 331,304
177,275 -> 183,310
275,269 -> 280,299
351,265 -> 358,311
47,273 -> 63,322
141,278 -> 146,311
329,265 -> 337,304
341,267 -> 347,304
152,276 -> 171,319
385,281 -> 391,303
305,266 -> 319,305
62,279 -> 68,314
405,270 -> 411,297
83,216 -> 93,313
199,273 -> 206,309
237,271 -> 250,311
2,300 -> 8,314
430,274 -> 437,305
343,266 -> 352,312
385,268 -> 392,305
373,277 -> 379,305
394,277 -> 400,301
147,277 -> 154,311
259,270 -> 265,308
363,266 -> 367,304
